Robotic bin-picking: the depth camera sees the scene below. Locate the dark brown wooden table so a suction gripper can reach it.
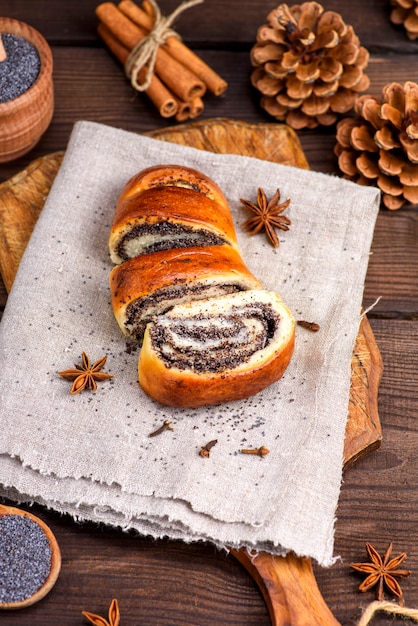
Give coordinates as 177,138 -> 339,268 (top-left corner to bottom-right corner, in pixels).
1,2 -> 417,624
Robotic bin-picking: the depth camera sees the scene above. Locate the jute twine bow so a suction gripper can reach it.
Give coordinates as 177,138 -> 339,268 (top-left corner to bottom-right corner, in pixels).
357,600 -> 418,625
125,0 -> 204,91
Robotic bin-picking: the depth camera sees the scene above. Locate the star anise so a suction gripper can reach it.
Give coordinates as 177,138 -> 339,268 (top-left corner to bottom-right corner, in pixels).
240,187 -> 291,248
350,542 -> 410,600
58,352 -> 113,395
82,598 -> 120,626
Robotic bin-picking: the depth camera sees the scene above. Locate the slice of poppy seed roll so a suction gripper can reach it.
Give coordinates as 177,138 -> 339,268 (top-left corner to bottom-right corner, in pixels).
109,246 -> 262,343
109,164 -> 239,264
138,289 -> 295,408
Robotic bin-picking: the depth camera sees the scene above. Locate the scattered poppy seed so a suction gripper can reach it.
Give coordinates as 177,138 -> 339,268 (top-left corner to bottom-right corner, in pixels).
0,34 -> 41,104
0,514 -> 52,604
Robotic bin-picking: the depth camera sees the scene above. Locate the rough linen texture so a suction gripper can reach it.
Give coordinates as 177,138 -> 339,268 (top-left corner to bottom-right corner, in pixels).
0,121 -> 380,566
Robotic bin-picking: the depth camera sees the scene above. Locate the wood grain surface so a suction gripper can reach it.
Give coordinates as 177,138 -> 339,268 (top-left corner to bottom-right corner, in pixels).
0,151 -> 64,292
0,2 -> 417,624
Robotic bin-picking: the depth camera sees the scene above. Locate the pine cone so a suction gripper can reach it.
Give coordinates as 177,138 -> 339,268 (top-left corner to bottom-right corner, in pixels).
250,2 -> 370,129
335,81 -> 418,210
390,0 -> 418,40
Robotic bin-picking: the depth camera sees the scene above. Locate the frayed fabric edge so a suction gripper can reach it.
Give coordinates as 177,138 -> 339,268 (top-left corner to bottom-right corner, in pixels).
0,483 -> 340,568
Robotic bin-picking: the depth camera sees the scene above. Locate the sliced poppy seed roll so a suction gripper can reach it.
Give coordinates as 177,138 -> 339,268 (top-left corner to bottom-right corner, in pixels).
138,289 -> 295,408
109,164 -> 239,264
110,245 -> 261,343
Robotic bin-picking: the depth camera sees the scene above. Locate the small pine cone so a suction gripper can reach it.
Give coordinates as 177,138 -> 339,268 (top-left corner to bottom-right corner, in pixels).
335,81 -> 418,210
390,0 -> 418,40
250,2 -> 370,130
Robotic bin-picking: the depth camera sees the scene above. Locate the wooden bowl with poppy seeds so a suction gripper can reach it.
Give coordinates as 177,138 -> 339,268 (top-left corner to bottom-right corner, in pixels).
0,17 -> 54,163
0,504 -> 61,610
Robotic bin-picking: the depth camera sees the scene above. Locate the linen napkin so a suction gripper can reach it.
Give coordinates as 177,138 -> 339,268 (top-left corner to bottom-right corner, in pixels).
0,121 -> 380,566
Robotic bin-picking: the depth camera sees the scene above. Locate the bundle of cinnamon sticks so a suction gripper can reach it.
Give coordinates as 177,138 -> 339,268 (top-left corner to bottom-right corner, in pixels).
96,0 -> 228,121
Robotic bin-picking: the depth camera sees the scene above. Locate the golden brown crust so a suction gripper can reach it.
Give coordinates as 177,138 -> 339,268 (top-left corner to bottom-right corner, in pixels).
138,325 -> 295,408
109,165 -> 238,264
108,165 -> 296,408
109,245 -> 261,340
118,164 -> 230,205
110,187 -> 238,249
137,291 -> 295,408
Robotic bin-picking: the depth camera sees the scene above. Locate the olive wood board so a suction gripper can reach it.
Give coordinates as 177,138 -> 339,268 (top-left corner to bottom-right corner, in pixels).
0,118 -> 383,625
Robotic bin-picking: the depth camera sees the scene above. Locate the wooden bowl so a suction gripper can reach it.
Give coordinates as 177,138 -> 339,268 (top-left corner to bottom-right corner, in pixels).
0,504 -> 61,610
0,18 -> 54,163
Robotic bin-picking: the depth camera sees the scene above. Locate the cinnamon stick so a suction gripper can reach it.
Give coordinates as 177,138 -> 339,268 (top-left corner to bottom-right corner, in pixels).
118,0 -> 228,96
189,96 -> 204,118
97,23 -> 178,117
96,2 -> 206,102
174,99 -> 192,122
141,0 -> 154,16
172,96 -> 203,122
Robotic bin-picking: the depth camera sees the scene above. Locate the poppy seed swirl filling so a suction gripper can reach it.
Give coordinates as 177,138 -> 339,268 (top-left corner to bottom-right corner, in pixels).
149,303 -> 280,373
125,282 -> 243,341
116,222 -> 227,261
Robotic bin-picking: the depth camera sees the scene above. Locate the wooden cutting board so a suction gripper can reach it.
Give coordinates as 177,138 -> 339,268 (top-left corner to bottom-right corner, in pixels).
0,118 -> 382,625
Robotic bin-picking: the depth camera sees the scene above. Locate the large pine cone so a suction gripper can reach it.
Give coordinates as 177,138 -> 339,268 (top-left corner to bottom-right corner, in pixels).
390,0 -> 418,40
250,2 -> 370,129
335,81 -> 418,210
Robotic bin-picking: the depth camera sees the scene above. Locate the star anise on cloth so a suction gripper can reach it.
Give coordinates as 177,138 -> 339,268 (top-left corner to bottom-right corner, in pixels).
58,352 -> 113,395
82,598 -> 120,626
240,187 -> 291,247
350,542 -> 410,601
